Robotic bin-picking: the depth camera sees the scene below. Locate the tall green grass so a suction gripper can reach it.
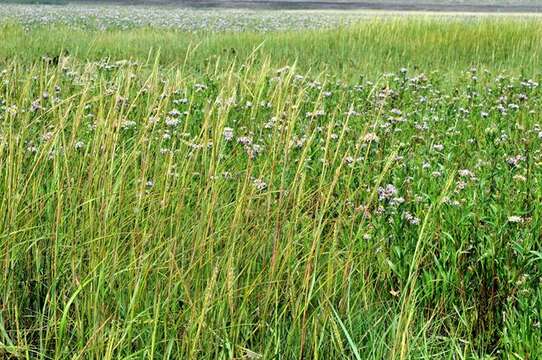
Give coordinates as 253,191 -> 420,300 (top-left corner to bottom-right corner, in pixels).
1,18 -> 542,77
0,18 -> 541,359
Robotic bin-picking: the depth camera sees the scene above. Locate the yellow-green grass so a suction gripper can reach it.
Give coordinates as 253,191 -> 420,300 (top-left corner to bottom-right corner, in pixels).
1,18 -> 542,78
0,17 -> 541,359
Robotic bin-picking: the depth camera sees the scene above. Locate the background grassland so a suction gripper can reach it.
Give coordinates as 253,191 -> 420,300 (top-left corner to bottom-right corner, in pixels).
0,17 -> 541,360
1,18 -> 542,78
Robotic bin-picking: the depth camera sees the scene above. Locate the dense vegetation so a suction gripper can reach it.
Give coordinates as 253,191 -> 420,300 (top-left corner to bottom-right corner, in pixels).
0,17 -> 541,359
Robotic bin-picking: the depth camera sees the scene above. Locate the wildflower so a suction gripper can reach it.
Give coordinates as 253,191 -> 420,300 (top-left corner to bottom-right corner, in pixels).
42,132 -> 54,141
115,95 -> 127,106
378,184 -> 397,201
506,155 -> 525,167
508,103 -> 519,110
253,178 -> 267,191
237,136 -> 252,146
173,98 -> 188,105
246,144 -> 263,159
74,141 -> 85,150
344,109 -> 360,117
222,171 -> 233,180
456,180 -> 467,191
508,216 -> 524,224
415,122 -> 429,131
390,197 -> 405,206
223,127 -> 234,141
168,109 -> 181,117
165,117 -> 180,127
122,120 -> 137,130
433,144 -> 444,152
403,211 -> 420,225
30,100 -> 42,112
363,133 -> 379,143
344,156 -> 355,165
264,119 -> 276,129
458,169 -> 475,179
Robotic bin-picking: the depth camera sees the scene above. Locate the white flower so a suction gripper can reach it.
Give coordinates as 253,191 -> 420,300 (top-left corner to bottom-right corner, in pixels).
122,120 -> 137,129
223,127 -> 234,141
237,136 -> 252,146
390,197 -> 405,206
508,216 -> 523,224
168,109 -> 181,117
378,184 -> 397,200
506,155 -> 525,167
253,178 -> 267,191
344,156 -> 355,165
363,133 -> 379,143
404,211 -> 420,225
42,132 -> 54,141
458,169 -> 475,179
165,117 -> 180,127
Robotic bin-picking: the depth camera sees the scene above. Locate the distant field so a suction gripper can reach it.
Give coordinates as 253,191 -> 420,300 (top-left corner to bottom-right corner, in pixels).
2,0 -> 542,11
72,0 -> 542,12
1,3 -> 542,32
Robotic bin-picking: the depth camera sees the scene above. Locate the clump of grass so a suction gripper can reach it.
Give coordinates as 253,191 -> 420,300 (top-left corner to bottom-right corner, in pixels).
0,18 -> 541,359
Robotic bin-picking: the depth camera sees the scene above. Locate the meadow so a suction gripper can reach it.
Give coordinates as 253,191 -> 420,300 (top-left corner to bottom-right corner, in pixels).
0,9 -> 541,360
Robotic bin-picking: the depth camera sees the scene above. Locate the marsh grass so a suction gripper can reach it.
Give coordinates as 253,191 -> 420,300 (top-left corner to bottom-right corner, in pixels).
1,17 -> 542,76
0,18 -> 541,359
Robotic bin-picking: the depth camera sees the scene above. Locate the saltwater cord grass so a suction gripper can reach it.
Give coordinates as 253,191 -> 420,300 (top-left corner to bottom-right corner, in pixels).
0,18 -> 541,359
1,17 -> 542,77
